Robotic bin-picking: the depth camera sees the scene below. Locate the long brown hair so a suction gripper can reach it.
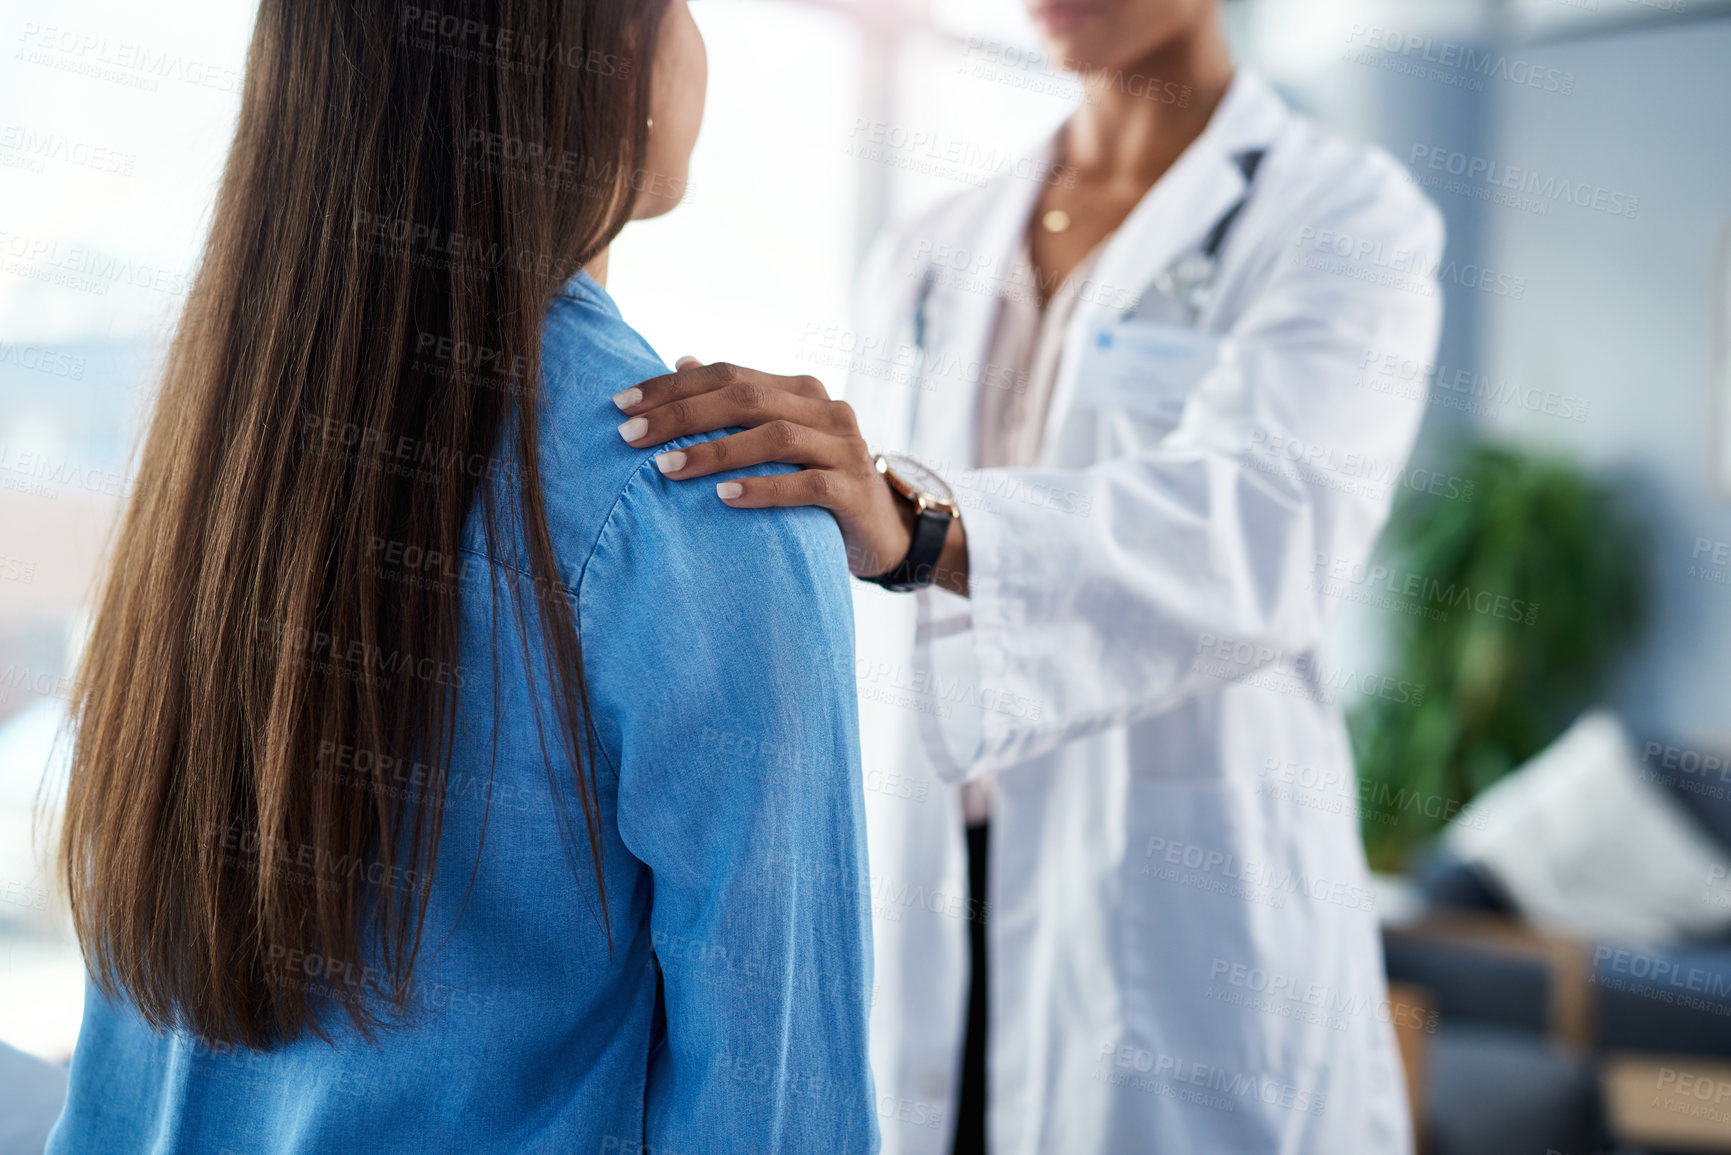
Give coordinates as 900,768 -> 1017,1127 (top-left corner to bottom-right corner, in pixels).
59,0 -> 669,1049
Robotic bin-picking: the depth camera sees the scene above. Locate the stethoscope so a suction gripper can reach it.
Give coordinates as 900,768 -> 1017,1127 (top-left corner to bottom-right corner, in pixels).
909,146 -> 1268,357
1146,147 -> 1266,319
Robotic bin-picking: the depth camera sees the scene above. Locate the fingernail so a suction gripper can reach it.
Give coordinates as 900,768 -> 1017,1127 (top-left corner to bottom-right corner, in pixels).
655,450 -> 686,474
675,356 -> 701,370
617,417 -> 649,443
611,387 -> 642,410
716,481 -> 743,500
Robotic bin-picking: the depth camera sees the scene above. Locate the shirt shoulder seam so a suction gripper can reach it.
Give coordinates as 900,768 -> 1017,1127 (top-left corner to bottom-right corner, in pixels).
457,451 -> 666,596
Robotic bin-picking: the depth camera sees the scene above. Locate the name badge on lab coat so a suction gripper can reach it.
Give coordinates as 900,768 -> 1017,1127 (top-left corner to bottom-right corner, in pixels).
1072,318 -> 1221,424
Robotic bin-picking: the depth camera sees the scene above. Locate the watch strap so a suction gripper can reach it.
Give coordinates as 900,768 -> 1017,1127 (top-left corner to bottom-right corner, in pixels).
861,506 -> 952,592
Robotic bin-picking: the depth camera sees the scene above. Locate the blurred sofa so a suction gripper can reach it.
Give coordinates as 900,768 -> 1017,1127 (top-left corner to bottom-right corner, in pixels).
1385,726 -> 1731,1155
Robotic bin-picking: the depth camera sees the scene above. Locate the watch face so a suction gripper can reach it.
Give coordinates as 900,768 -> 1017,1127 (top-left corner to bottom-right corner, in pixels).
880,453 -> 956,509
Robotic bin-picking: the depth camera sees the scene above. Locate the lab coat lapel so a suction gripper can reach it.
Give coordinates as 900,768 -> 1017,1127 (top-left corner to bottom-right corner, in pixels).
909,161 -> 1047,472
1039,71 -> 1289,462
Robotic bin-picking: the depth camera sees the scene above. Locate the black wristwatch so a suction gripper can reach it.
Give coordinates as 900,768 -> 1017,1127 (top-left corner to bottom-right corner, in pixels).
859,454 -> 959,592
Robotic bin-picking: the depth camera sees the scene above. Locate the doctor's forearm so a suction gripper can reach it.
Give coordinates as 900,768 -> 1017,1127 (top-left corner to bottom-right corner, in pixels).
935,516 -> 970,597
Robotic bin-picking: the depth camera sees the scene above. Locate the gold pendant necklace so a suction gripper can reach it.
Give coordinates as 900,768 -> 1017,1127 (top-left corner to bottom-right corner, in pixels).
1041,208 -> 1071,234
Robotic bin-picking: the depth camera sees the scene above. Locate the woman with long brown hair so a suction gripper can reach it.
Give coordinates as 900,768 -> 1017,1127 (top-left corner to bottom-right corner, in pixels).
46,2 -> 878,1151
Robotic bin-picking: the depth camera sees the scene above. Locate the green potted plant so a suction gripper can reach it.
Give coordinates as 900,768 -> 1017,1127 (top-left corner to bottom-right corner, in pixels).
1349,440 -> 1650,871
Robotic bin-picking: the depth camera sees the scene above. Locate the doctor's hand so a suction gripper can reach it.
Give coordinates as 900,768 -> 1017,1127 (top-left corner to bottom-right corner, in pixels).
613,359 -> 965,585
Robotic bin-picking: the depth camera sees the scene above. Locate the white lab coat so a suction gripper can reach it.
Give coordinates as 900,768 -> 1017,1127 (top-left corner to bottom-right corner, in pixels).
844,71 -> 1443,1155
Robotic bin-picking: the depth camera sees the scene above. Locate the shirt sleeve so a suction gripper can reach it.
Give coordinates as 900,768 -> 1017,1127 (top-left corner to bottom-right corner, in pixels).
897,164 -> 1447,782
577,454 -> 880,1154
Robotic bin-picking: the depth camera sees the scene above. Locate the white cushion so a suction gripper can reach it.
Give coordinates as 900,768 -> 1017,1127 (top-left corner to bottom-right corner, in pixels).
1446,710 -> 1731,945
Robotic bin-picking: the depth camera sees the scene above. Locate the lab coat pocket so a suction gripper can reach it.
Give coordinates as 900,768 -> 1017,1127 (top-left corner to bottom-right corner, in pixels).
1072,318 -> 1221,431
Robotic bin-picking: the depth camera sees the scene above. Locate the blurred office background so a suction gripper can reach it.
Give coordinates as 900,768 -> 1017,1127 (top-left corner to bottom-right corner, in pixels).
5,0 -> 1731,1148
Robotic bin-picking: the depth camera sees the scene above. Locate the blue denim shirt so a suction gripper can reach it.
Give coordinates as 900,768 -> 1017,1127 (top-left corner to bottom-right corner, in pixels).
48,273 -> 880,1155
